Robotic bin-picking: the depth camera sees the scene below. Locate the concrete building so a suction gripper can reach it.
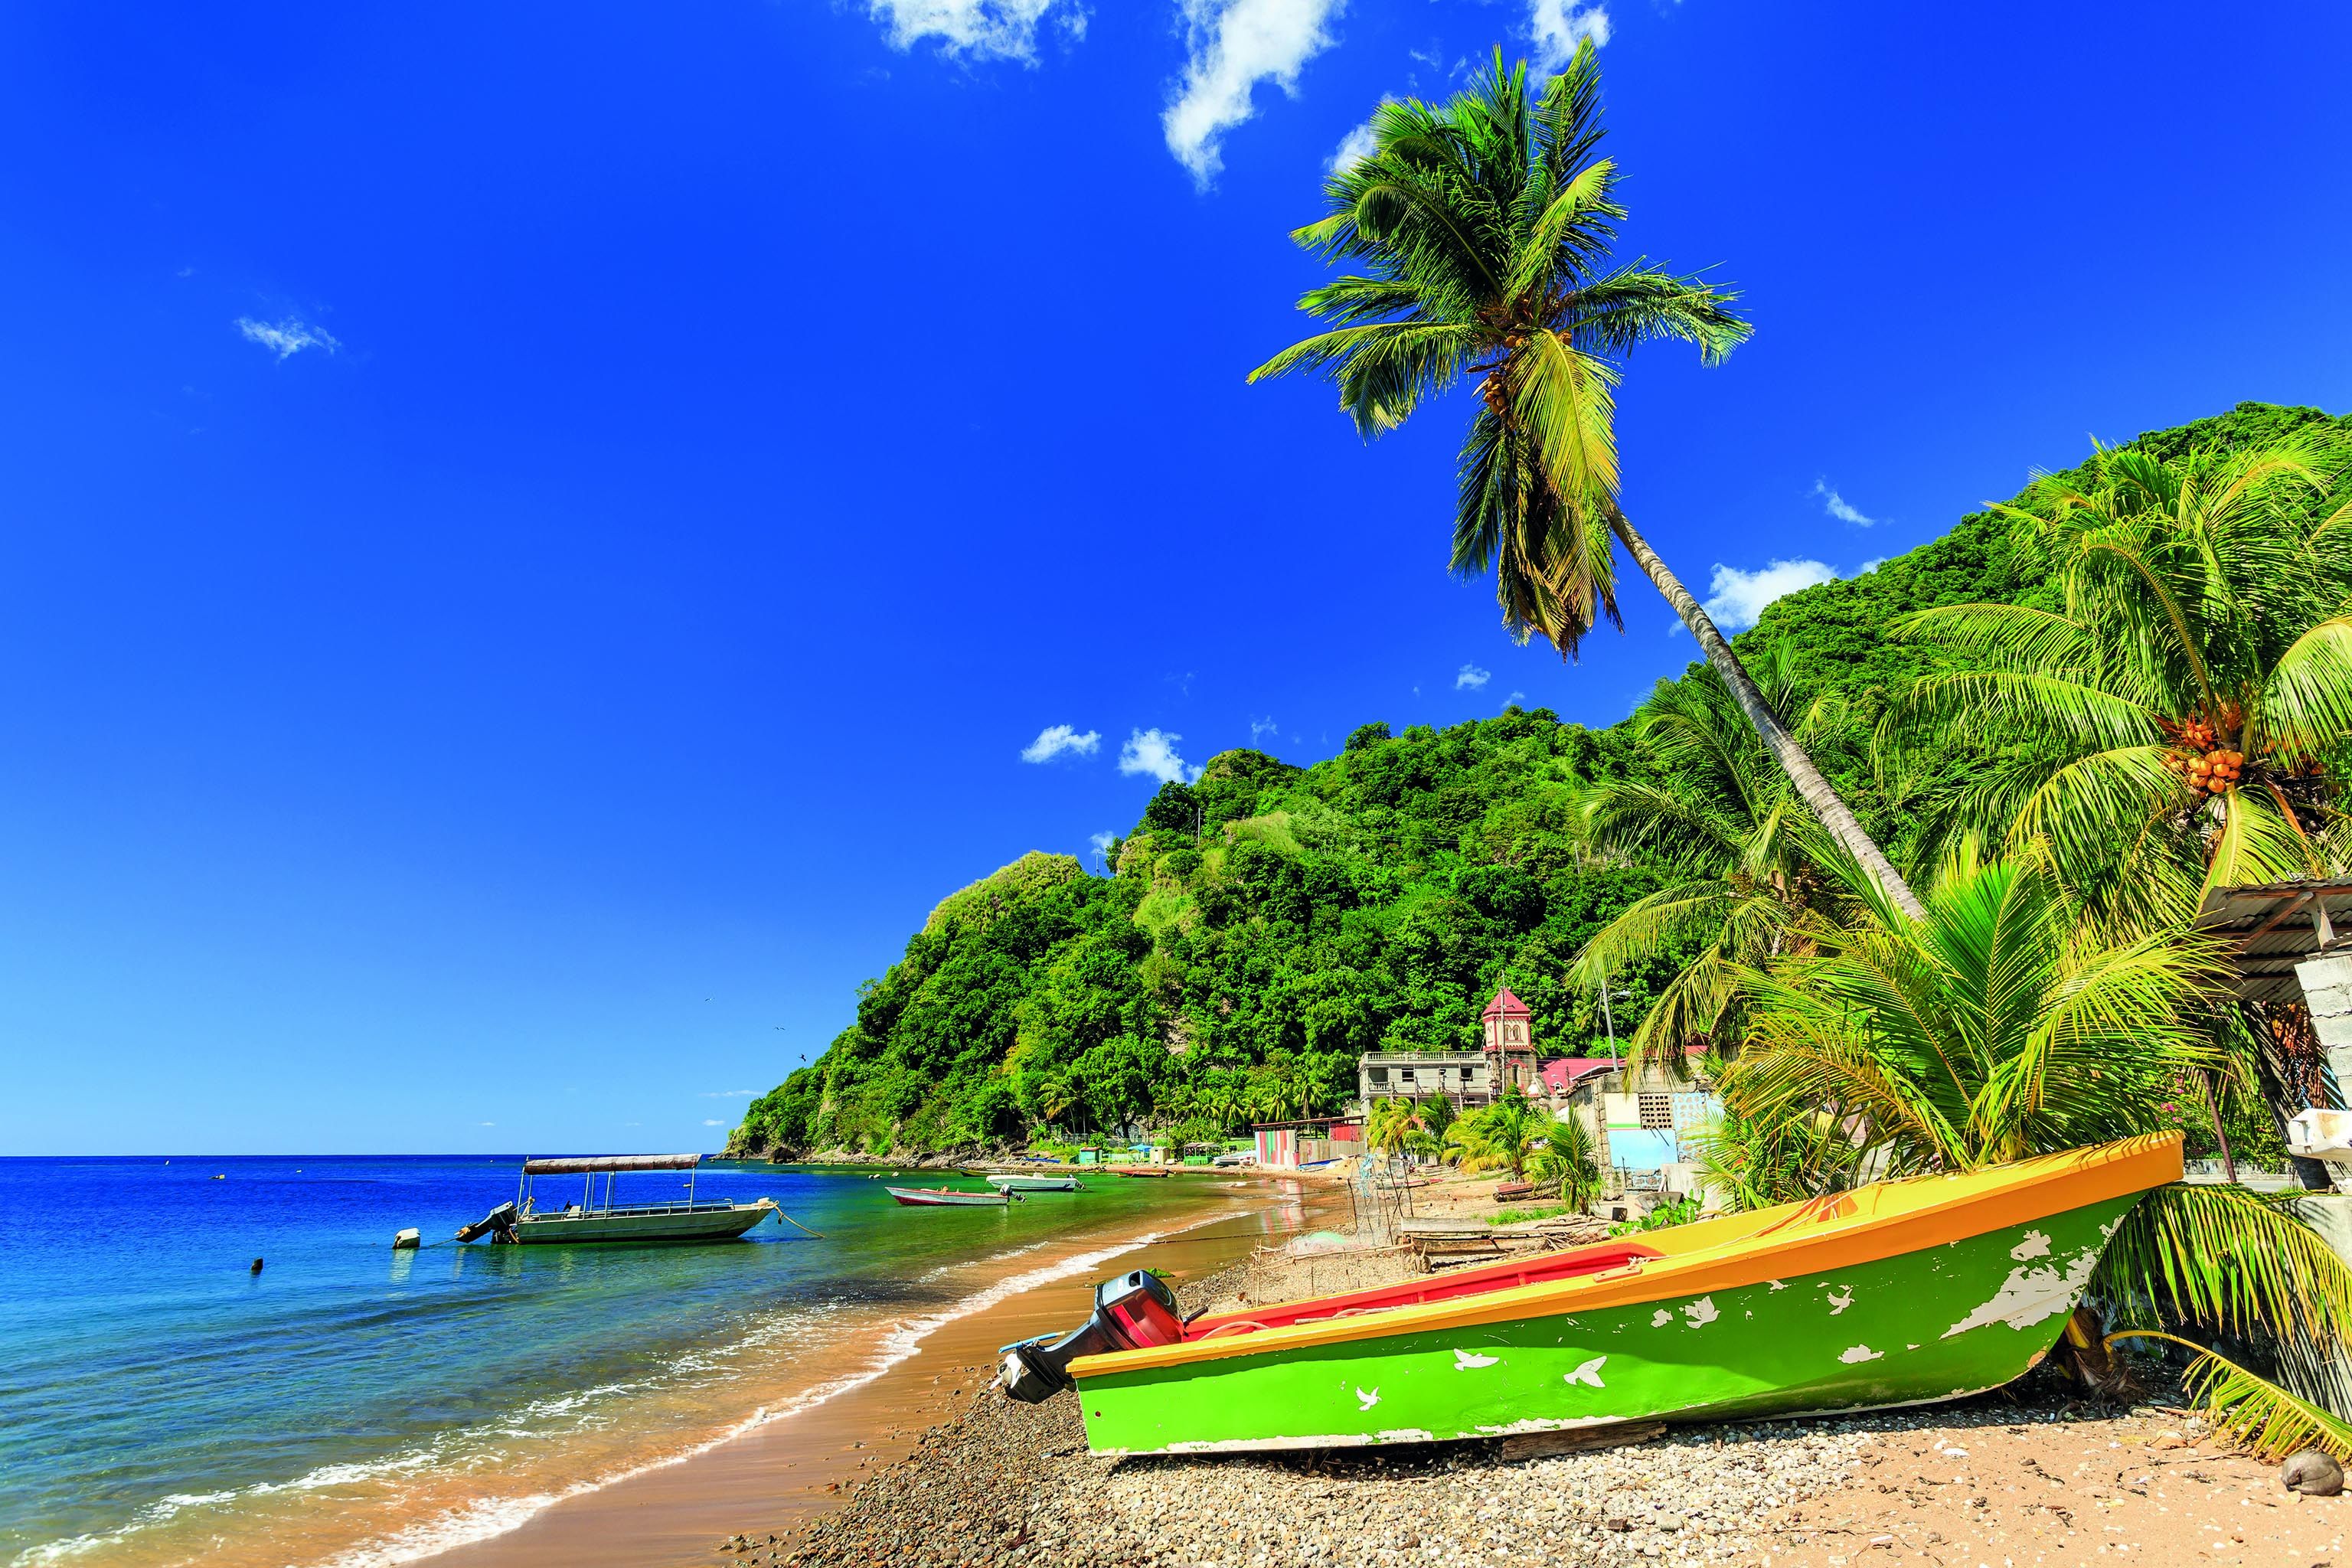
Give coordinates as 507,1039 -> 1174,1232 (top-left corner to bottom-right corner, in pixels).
1356,1050 -> 1495,1108
1357,985 -> 1544,1109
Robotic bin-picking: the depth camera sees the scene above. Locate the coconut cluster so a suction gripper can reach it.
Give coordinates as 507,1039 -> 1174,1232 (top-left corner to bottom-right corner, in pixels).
2165,746 -> 2245,795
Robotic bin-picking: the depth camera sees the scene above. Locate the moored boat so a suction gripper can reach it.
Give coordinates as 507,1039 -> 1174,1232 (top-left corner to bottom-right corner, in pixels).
986,1173 -> 1081,1192
1103,1166 -> 1171,1178
456,1155 -> 777,1245
1001,1132 -> 2183,1455
887,1185 -> 1011,1207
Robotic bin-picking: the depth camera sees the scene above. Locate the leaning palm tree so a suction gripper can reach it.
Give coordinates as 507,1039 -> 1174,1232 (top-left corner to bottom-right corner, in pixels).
1250,43 -> 1923,920
1725,840 -> 2352,1444
1568,650 -> 1854,1078
1890,436 -> 2352,933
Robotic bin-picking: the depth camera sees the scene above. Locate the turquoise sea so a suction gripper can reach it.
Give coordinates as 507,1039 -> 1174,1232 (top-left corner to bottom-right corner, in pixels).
0,1156 -> 1278,1568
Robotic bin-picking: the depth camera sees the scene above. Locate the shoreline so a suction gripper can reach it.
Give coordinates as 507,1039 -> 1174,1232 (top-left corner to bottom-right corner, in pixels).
421,1174 -> 1344,1568
760,1244 -> 2348,1568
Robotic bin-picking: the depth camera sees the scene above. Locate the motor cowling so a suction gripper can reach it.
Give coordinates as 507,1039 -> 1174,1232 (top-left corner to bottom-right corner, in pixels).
1001,1269 -> 1183,1404
456,1201 -> 520,1244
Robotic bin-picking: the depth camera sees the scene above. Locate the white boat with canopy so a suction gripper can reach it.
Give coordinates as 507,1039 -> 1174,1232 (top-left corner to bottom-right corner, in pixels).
456,1154 -> 777,1245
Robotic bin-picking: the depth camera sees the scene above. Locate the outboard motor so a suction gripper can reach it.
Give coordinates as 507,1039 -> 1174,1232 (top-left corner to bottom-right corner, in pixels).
455,1201 -> 520,1244
1001,1269 -> 1184,1403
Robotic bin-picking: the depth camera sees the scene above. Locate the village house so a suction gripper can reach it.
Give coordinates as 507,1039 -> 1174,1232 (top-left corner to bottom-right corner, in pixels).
1354,986 -> 1541,1109
1354,986 -> 1724,1201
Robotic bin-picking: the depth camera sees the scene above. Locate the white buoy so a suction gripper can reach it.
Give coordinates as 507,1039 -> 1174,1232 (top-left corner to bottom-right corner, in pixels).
393,1227 -> 422,1250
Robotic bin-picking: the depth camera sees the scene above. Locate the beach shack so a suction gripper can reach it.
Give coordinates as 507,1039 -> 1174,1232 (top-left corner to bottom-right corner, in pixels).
1251,1116 -> 1362,1169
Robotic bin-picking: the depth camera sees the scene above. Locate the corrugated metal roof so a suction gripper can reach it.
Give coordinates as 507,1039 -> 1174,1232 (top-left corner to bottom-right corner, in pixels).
2194,878 -> 2352,1004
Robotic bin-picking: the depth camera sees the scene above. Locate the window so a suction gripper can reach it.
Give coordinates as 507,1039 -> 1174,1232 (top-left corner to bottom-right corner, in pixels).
1637,1093 -> 1673,1130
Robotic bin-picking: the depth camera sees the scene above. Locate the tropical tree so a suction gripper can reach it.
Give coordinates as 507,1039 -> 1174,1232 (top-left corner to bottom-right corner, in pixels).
1249,43 -> 1924,920
1364,1096 -> 1419,1155
1415,1092 -> 1459,1141
1569,650 -> 1852,1077
1721,841 -> 2352,1438
1891,436 -> 2352,931
1527,1109 -> 1604,1208
1445,1086 -> 1551,1179
1687,1104 -> 1860,1214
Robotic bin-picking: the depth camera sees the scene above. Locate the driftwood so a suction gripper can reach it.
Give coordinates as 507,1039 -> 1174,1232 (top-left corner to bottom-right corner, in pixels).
1402,1211 -> 1612,1269
1498,1420 -> 1668,1462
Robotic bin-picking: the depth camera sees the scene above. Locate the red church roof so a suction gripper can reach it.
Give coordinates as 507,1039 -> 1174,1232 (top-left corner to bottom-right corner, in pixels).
1481,985 -> 1531,1021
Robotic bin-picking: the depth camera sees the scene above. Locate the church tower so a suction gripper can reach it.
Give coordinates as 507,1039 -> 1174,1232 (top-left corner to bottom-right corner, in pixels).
1481,985 -> 1536,1094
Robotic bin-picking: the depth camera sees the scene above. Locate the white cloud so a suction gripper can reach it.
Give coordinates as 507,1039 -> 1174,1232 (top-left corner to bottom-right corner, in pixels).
1527,0 -> 1609,74
862,0 -> 1077,61
1503,690 -> 1526,707
237,316 -> 339,360
1858,556 -> 1888,575
1455,662 -> 1491,691
1329,109 -> 1382,171
1814,479 -> 1877,528
699,1089 -> 758,1099
1697,559 -> 1840,633
1250,715 -> 1280,741
1020,723 -> 1101,763
1164,0 -> 1346,186
1119,727 -> 1201,785
702,1118 -> 725,1127
1088,829 -> 1119,862
478,1121 -> 496,1127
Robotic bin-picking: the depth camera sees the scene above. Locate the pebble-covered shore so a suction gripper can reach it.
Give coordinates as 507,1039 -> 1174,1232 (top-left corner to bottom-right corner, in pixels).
738,1256 -> 2152,1568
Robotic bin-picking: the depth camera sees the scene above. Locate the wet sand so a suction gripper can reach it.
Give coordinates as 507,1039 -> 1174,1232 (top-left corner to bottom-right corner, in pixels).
429,1175 -> 1343,1568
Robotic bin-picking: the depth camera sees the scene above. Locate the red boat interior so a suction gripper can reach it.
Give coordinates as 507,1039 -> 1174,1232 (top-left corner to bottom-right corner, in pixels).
1174,1237 -> 1666,1344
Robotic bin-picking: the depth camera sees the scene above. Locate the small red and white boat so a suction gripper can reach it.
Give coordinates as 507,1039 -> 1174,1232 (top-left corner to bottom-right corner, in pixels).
885,1185 -> 1010,1207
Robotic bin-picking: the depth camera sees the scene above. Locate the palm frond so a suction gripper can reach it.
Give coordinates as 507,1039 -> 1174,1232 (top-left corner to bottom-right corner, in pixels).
1560,266 -> 1749,364
2105,1331 -> 2352,1464
2097,1183 -> 2352,1351
1893,602 -> 2092,673
2262,616 -> 2352,767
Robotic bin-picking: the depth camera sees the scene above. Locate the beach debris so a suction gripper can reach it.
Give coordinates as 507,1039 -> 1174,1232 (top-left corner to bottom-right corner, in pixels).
393,1227 -> 422,1250
2282,1449 -> 2345,1496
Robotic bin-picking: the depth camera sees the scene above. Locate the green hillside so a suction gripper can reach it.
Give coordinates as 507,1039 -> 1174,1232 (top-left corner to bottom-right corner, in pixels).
729,402 -> 2350,1159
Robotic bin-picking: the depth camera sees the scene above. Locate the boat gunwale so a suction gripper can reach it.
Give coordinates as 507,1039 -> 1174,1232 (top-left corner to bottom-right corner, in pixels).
1070,1132 -> 2182,1378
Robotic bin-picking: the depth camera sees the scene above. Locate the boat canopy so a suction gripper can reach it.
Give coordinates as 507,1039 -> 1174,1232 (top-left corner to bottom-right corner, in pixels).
522,1154 -> 703,1175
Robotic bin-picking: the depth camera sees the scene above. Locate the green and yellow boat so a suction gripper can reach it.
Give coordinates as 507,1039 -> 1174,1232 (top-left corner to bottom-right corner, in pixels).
1002,1133 -> 2181,1454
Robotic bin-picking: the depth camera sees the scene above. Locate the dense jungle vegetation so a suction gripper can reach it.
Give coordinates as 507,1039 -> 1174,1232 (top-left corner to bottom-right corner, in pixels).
730,400 -> 2350,1162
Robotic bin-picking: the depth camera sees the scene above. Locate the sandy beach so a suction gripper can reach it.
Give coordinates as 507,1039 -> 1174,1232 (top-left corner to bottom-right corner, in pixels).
428,1173 -> 1344,1568
748,1242 -> 2347,1568
633,1164 -> 2351,1568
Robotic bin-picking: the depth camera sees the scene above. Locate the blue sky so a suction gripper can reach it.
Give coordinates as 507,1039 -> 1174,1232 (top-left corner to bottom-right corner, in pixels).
3,1 -> 2348,1155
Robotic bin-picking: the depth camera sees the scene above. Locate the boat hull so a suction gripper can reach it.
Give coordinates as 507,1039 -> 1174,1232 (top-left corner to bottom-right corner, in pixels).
511,1200 -> 775,1245
1069,1135 -> 2180,1455
987,1174 -> 1080,1192
887,1187 -> 1008,1207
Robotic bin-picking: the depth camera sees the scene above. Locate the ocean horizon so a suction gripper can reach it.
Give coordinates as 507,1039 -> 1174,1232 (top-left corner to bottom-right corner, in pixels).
0,1154 -> 1250,1568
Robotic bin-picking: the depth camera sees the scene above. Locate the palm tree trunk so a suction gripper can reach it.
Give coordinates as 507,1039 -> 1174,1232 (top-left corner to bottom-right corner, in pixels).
1609,507 -> 1929,922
